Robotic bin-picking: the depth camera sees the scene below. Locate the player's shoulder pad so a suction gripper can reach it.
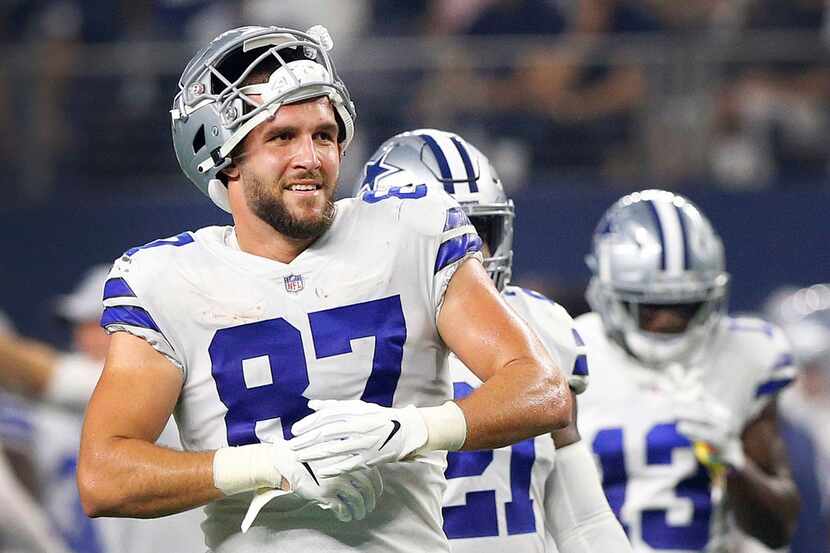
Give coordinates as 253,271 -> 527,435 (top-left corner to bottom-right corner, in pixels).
722,316 -> 798,407
502,285 -> 574,327
357,172 -> 469,239
720,315 -> 792,359
503,286 -> 589,391
108,231 -> 196,289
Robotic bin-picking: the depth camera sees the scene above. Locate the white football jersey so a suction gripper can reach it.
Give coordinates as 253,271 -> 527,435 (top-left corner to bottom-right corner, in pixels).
574,313 -> 796,553
443,286 -> 588,553
102,188 -> 483,553
32,353 -> 205,553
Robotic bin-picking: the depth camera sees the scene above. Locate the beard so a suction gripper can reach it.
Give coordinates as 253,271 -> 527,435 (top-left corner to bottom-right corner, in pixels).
243,172 -> 336,240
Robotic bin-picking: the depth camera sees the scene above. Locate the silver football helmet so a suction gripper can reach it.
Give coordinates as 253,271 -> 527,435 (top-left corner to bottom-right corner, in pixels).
357,129 -> 514,290
586,190 -> 730,367
171,25 -> 356,212
765,283 -> 830,370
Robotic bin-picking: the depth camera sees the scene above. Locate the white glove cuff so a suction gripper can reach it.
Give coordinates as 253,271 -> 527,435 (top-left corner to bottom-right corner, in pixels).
213,444 -> 283,496
417,401 -> 467,453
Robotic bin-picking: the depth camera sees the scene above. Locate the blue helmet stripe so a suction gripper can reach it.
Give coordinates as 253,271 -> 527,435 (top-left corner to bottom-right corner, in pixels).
420,135 -> 454,193
450,137 -> 478,193
646,200 -> 667,270
674,205 -> 691,270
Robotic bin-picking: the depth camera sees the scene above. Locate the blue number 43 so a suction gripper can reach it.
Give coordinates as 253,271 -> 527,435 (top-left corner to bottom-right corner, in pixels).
209,296 -> 406,445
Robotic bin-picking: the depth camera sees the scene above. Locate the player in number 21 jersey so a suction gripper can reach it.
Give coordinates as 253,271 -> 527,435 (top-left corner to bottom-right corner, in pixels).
357,128 -> 632,553
575,190 -> 800,552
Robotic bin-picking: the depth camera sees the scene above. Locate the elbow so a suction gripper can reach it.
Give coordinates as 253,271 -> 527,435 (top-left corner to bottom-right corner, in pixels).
77,451 -> 122,518
544,372 -> 573,431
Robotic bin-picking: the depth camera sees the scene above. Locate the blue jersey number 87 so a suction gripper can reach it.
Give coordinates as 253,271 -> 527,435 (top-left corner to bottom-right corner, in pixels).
208,295 -> 406,445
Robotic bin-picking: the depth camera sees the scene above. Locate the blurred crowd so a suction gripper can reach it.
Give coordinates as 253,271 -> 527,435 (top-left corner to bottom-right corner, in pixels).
2,0 -> 830,203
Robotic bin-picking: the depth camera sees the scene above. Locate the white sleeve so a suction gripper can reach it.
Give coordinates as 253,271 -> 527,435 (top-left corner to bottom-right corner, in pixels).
101,251 -> 185,373
747,323 -> 797,420
41,354 -> 101,411
0,451 -> 70,553
545,440 -> 633,553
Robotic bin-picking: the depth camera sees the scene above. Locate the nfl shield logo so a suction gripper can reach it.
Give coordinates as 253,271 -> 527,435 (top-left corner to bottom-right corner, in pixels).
284,274 -> 304,293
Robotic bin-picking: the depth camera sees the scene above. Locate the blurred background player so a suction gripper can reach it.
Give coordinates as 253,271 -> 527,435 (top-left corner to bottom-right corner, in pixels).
756,283 -> 830,552
0,267 -> 204,553
0,312 -> 70,553
356,128 -> 631,553
574,190 -> 799,552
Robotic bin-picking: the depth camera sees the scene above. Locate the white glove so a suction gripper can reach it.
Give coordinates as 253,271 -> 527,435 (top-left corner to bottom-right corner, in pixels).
674,384 -> 745,471
276,447 -> 383,522
289,399 -> 429,478
213,441 -> 383,527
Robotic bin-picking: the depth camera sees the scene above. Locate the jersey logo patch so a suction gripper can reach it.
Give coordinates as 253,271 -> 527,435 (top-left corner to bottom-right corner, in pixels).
284,274 -> 305,293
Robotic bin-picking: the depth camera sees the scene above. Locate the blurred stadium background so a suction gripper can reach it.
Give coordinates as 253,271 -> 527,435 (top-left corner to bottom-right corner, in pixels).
0,1 -> 828,551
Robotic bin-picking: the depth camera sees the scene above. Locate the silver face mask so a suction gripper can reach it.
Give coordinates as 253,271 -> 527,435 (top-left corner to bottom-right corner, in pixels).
171,25 -> 356,212
585,190 -> 730,367
356,129 -> 514,290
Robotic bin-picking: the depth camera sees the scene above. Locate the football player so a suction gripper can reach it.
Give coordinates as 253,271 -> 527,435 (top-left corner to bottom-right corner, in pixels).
77,25 -> 573,553
355,128 -> 633,553
574,190 -> 800,552
0,267 -> 205,553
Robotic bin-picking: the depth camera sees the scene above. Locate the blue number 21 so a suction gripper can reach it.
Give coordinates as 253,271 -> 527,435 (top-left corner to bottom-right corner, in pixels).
442,382 -> 536,539
209,296 -> 406,445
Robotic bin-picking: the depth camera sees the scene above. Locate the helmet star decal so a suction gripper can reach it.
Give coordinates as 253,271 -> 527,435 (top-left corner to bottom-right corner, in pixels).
361,149 -> 404,192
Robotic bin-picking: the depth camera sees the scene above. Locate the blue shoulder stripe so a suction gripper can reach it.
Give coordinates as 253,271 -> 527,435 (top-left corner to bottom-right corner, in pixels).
125,232 -> 194,257
103,277 -> 136,300
435,233 -> 483,273
101,305 -> 161,333
572,328 -> 585,347
572,354 -> 589,376
755,377 -> 794,397
444,207 -> 471,232
770,353 -> 795,372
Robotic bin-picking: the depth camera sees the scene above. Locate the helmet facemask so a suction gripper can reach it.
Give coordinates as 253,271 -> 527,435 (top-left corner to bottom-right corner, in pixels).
172,26 -> 355,212
465,203 -> 514,292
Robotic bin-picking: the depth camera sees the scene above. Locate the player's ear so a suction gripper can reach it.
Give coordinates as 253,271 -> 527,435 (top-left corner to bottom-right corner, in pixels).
222,162 -> 240,182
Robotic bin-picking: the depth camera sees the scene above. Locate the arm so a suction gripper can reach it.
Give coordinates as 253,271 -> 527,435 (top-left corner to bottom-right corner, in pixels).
79,332 -> 378,521
438,258 -> 572,450
726,398 -> 800,548
0,449 -> 70,553
77,332 -> 221,517
0,334 -> 58,398
546,392 -> 633,553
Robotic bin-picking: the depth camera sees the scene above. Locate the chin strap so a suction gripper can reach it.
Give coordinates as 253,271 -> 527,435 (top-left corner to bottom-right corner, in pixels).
208,178 -> 232,213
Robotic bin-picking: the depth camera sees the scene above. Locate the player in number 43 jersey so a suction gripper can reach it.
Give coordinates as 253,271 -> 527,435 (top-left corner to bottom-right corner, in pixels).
357,128 -> 632,553
575,190 -> 800,552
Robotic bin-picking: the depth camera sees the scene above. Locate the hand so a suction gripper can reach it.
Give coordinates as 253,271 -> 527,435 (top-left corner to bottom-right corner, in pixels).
269,441 -> 383,522
674,386 -> 745,471
289,399 -> 429,477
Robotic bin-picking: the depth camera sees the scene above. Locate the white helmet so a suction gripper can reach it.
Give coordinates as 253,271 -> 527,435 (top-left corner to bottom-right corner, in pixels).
171,25 -> 356,212
357,129 -> 514,290
586,190 -> 730,367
